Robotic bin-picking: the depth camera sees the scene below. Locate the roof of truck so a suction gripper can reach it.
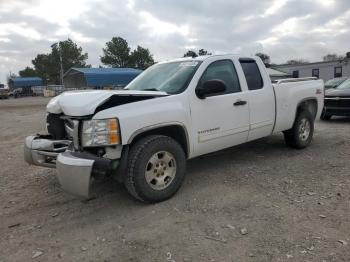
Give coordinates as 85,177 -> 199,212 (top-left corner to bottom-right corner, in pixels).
160,54 -> 256,63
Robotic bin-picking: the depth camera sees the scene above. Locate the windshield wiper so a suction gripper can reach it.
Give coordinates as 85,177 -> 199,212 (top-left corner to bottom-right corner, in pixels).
142,88 -> 160,91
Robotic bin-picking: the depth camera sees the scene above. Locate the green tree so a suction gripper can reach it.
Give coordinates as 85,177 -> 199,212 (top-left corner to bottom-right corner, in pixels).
32,54 -> 53,84
183,50 -> 198,58
100,37 -> 131,67
19,67 -> 38,77
255,53 -> 271,66
198,49 -> 212,56
130,46 -> 155,70
322,54 -> 344,62
31,39 -> 89,84
184,49 -> 212,58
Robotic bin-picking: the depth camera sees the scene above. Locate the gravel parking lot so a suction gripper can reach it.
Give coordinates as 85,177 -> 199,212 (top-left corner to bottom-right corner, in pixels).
0,97 -> 349,262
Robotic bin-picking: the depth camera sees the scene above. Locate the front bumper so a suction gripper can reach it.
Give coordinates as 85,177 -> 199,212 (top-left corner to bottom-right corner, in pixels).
323,106 -> 350,116
24,135 -> 115,198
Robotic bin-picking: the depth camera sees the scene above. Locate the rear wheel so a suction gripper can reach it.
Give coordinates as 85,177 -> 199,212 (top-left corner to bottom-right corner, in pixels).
284,110 -> 314,149
124,135 -> 186,203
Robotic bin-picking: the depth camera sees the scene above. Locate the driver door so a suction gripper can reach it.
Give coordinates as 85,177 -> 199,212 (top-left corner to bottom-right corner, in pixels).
190,59 -> 250,157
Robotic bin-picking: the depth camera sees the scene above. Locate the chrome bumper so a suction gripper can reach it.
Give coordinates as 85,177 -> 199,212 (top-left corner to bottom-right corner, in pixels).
56,152 -> 94,197
24,135 -> 71,168
24,135 -> 114,198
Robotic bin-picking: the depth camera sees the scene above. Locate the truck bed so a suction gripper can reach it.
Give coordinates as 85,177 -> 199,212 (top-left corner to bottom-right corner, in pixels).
272,78 -> 324,133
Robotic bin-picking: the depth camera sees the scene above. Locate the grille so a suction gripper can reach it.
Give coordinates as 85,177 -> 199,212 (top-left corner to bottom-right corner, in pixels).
64,118 -> 79,149
325,97 -> 350,108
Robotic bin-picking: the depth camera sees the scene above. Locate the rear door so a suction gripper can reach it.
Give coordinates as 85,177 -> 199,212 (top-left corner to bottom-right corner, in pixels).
190,58 -> 250,157
239,58 -> 275,141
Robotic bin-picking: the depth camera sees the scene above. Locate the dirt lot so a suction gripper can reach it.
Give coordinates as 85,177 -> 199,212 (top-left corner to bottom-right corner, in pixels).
0,97 -> 349,262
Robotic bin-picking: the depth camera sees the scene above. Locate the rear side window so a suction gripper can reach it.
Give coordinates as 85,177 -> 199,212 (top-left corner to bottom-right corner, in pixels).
239,59 -> 264,90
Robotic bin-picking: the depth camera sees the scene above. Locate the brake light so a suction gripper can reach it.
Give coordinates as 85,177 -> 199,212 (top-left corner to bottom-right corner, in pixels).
316,88 -> 322,95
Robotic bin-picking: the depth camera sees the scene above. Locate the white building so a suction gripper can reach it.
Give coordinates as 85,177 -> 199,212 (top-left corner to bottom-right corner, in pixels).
274,58 -> 350,82
266,68 -> 291,82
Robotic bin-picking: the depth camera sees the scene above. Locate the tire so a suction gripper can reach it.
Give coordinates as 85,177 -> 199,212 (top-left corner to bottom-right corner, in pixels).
320,109 -> 332,121
284,110 -> 314,149
124,135 -> 187,203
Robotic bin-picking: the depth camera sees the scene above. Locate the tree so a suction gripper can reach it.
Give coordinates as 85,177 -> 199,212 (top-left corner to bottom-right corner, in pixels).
100,37 -> 131,67
31,39 -> 89,84
50,39 -> 89,84
286,59 -> 309,65
346,52 -> 350,59
6,72 -> 17,88
32,54 -> 53,84
19,67 -> 37,77
198,49 -> 212,56
184,49 -> 212,58
255,53 -> 271,66
130,46 -> 155,70
322,54 -> 344,62
183,50 -> 198,58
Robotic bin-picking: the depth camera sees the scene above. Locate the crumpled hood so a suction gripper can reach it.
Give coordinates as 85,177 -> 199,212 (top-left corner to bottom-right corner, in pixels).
47,90 -> 168,116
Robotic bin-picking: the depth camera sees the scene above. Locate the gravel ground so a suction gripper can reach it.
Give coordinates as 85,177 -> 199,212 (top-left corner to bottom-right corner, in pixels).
0,97 -> 349,262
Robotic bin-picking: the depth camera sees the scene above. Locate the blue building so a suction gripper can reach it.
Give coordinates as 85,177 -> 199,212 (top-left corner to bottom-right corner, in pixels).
63,68 -> 142,89
8,77 -> 43,94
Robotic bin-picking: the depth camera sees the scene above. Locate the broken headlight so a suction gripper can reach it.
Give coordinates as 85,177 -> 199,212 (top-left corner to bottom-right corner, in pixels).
81,119 -> 120,147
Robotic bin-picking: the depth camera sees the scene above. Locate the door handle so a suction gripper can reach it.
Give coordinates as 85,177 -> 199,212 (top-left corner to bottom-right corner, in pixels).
233,100 -> 247,106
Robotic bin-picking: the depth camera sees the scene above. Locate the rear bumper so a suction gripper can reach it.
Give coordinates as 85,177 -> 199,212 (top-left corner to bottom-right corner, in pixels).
24,135 -> 116,198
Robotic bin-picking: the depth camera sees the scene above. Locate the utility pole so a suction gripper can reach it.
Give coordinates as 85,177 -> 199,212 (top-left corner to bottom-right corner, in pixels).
51,42 -> 64,86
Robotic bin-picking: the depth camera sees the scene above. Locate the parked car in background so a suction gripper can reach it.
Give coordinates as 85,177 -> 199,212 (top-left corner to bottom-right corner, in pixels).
324,77 -> 348,89
9,88 -> 23,98
0,88 -> 9,99
321,78 -> 350,120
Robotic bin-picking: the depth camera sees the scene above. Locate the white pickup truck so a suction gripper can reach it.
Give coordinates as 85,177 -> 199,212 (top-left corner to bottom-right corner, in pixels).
24,55 -> 324,203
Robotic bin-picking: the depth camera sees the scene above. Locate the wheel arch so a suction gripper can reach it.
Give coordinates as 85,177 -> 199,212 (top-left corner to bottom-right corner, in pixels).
296,98 -> 318,120
127,123 -> 190,158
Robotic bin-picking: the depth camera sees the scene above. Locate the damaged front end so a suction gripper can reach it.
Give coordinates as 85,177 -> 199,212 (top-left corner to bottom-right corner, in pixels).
24,131 -> 118,198
25,90 -> 167,198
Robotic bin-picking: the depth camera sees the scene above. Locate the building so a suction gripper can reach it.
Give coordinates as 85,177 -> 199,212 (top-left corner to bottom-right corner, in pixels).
8,77 -> 43,94
63,68 -> 142,89
266,68 -> 291,82
275,58 -> 350,82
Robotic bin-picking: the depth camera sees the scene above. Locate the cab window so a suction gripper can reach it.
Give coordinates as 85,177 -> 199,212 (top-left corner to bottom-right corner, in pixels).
199,60 -> 241,95
239,59 -> 264,90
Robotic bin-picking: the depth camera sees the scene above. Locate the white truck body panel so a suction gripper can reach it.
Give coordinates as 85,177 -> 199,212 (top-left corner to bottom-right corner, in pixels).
272,79 -> 324,132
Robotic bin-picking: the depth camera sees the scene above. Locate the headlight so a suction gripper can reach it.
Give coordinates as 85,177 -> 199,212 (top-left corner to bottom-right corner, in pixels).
81,118 -> 120,147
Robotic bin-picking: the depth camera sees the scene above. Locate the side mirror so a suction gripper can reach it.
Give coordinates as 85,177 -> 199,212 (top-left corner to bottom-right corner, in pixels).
196,79 -> 227,99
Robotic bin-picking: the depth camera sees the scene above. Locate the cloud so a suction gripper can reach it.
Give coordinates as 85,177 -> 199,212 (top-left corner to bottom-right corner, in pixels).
0,0 -> 350,83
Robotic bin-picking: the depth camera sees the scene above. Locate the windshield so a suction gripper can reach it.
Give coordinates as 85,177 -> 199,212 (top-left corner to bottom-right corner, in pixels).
325,77 -> 347,88
126,61 -> 201,94
336,78 -> 350,90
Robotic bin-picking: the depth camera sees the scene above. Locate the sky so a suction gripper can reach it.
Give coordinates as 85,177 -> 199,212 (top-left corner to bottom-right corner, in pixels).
0,0 -> 349,84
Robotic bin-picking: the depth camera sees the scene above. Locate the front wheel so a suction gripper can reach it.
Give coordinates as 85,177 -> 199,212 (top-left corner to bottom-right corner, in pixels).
124,135 -> 186,203
284,110 -> 314,149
